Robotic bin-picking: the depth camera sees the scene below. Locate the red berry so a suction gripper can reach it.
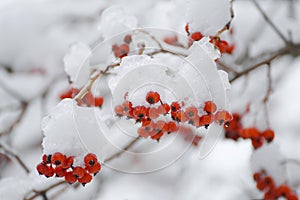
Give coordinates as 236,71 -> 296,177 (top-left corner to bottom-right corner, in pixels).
94,97 -> 104,107
123,34 -> 132,44
63,156 -> 74,169
36,163 -> 48,175
146,91 -> 160,104
118,44 -> 130,58
190,32 -> 203,41
185,23 -> 190,35
51,152 -> 66,166
65,172 -> 77,184
72,167 -> 85,179
251,137 -> 264,149
42,154 -> 52,164
86,162 -> 101,175
204,101 -> 217,114
275,185 -> 292,197
84,153 -> 98,167
132,106 -> 148,120
199,114 -> 214,128
165,121 -> 178,133
170,102 -> 181,112
148,107 -> 160,119
253,172 -> 262,182
215,110 -> 232,125
287,194 -> 299,200
262,129 -> 275,143
78,172 -> 93,186
54,166 -> 66,177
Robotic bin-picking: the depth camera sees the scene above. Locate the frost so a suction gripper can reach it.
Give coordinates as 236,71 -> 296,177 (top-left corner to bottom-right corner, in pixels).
186,0 -> 231,36
63,42 -> 91,88
99,6 -> 138,40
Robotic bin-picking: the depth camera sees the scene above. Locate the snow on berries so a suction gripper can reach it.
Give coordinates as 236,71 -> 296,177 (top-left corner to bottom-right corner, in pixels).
224,113 -> 275,149
253,171 -> 298,200
37,152 -> 101,186
114,91 -> 231,144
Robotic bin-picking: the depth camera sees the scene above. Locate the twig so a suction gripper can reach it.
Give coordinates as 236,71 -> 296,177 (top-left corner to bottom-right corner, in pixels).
263,64 -> 272,127
229,43 -> 300,83
252,0 -> 290,45
216,60 -> 239,74
74,62 -> 119,101
104,136 -> 140,163
24,181 -> 68,200
0,143 -> 30,173
0,101 -> 28,137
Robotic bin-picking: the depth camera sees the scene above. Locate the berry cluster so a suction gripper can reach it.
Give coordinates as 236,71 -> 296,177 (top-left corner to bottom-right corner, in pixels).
253,171 -> 298,200
225,113 -> 275,149
59,87 -> 104,107
36,152 -> 101,186
112,34 -> 132,59
114,91 -> 232,144
185,23 -> 234,54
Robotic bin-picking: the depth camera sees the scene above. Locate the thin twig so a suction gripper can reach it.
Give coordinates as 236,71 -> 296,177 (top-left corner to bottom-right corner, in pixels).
104,136 -> 140,163
0,143 -> 30,173
24,181 -> 68,200
216,60 -> 239,74
252,0 -> 290,45
0,101 -> 28,137
229,44 -> 300,83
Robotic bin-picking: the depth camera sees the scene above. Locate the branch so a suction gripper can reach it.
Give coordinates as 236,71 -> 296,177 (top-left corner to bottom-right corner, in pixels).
104,136 -> 140,163
252,0 -> 290,45
0,143 -> 30,173
230,43 -> 300,83
0,101 -> 28,137
24,181 -> 68,200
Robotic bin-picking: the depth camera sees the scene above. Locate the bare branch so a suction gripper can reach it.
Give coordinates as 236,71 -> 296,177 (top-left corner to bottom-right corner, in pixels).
0,101 -> 28,137
252,0 -> 290,45
104,136 -> 140,163
0,143 -> 30,173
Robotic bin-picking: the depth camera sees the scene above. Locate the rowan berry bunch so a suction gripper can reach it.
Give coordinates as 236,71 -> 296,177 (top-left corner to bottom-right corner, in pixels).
112,34 -> 132,59
253,171 -> 298,200
36,152 -> 101,186
114,91 -> 232,144
225,113 -> 275,149
60,87 -> 104,107
184,24 -> 235,54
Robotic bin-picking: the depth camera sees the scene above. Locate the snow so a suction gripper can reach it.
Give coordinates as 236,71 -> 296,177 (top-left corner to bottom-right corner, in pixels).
186,0 -> 231,35
63,42 -> 92,88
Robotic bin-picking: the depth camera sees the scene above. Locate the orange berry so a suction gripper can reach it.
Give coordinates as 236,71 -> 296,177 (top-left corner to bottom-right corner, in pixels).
262,129 -> 275,143
185,106 -> 198,118
199,114 -> 214,128
148,107 -> 159,119
215,110 -> 232,125
146,91 -> 160,104
115,105 -> 124,116
287,194 -> 298,200
275,185 -> 292,197
204,101 -> 217,114
251,137 -> 264,149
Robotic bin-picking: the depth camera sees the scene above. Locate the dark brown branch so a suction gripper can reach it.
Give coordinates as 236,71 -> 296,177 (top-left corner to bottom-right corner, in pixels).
230,44 -> 300,83
252,0 -> 290,45
216,60 -> 239,74
104,136 -> 140,163
0,143 -> 30,173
